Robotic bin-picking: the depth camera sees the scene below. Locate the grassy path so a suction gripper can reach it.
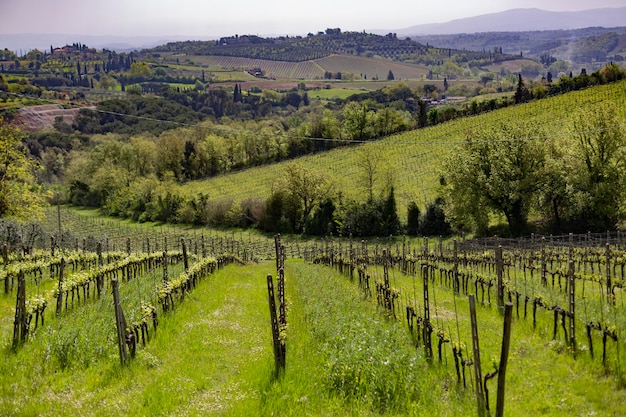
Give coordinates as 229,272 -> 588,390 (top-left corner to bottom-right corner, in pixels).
2,259 -> 626,415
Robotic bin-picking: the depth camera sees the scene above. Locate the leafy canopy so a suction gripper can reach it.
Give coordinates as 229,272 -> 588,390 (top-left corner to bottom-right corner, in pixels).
0,119 -> 48,220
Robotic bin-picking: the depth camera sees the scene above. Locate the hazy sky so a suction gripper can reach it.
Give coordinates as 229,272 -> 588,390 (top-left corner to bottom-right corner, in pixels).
3,0 -> 625,37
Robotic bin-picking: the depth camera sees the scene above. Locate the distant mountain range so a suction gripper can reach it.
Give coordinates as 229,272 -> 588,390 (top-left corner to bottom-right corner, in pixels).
387,7 -> 626,36
2,7 -> 626,53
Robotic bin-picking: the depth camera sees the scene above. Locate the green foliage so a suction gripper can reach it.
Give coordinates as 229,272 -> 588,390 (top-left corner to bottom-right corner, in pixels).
305,198 -> 337,236
73,97 -> 205,136
419,197 -> 452,236
442,122 -> 546,236
341,101 -> 370,140
293,262 -> 423,413
0,119 -> 48,220
566,104 -> 626,231
339,188 -> 400,237
406,202 -> 420,236
264,164 -> 331,234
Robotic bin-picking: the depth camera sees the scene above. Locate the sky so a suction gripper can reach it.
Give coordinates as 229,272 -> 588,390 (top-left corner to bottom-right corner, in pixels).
2,0 -> 626,38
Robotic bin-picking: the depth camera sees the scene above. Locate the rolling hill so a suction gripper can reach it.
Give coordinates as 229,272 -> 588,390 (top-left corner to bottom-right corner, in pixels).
174,80 -> 626,216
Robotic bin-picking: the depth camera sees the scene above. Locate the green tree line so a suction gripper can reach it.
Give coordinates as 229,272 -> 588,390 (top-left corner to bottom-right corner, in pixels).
442,103 -> 626,236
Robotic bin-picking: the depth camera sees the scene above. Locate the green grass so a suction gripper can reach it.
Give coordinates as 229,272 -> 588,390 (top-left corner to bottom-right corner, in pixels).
5,207 -> 626,415
2,236 -> 626,416
310,87 -> 366,100
0,261 -> 274,416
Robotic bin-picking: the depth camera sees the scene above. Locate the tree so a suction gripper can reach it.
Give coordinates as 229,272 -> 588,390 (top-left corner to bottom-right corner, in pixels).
416,99 -> 428,128
406,202 -> 420,236
381,186 -> 400,235
98,75 -> 118,90
420,197 -> 451,236
514,74 -> 531,104
0,119 -> 48,220
343,102 -> 373,140
130,62 -> 151,78
278,163 -> 331,233
356,146 -> 381,202
442,122 -> 546,236
568,104 -> 626,231
387,70 -> 395,80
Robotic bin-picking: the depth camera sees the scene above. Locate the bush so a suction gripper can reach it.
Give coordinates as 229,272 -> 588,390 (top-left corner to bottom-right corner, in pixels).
420,197 -> 451,236
305,198 -> 337,236
406,202 -> 420,236
260,190 -> 300,233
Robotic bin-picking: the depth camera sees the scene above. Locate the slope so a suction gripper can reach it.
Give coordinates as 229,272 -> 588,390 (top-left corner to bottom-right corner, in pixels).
177,80 -> 626,214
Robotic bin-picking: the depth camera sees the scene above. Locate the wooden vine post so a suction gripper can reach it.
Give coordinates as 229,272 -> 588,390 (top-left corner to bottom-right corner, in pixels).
496,302 -> 513,417
162,250 -> 168,282
422,264 -> 433,360
3,243 -> 9,294
568,259 -> 576,353
126,237 -> 131,256
182,238 -> 189,273
267,274 -> 284,377
111,278 -> 129,365
278,245 -> 286,328
96,242 -> 104,297
606,243 -> 613,305
541,237 -> 547,286
383,249 -> 390,311
349,234 -> 354,280
496,245 -> 504,312
12,271 -> 27,349
453,239 -> 459,294
469,294 -> 486,417
55,258 -> 65,316
274,234 -> 281,272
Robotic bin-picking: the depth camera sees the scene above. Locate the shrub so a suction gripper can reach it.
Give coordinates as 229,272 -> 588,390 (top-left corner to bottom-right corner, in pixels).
420,197 -> 451,236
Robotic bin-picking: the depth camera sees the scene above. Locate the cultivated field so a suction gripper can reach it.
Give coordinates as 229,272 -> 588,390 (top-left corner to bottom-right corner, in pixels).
178,79 -> 626,215
159,53 -> 429,81
1,209 -> 626,415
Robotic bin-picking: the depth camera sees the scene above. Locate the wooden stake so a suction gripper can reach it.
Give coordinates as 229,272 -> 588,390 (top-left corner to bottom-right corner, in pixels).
182,238 -> 189,273
12,271 -> 27,349
111,278 -> 128,365
56,258 -> 65,316
496,245 -> 504,311
267,274 -> 283,377
569,259 -> 576,353
606,243 -> 613,304
162,251 -> 168,282
422,264 -> 433,360
470,294 -> 486,417
3,244 -> 9,294
496,302 -> 513,417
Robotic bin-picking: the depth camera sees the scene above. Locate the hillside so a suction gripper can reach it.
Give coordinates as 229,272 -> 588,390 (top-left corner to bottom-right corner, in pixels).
174,80 -> 626,215
15,104 -> 93,131
170,53 -> 429,81
411,27 -> 626,63
144,30 -> 519,68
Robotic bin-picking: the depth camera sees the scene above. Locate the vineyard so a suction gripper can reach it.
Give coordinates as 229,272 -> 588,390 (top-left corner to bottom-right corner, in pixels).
1,207 -> 626,415
161,53 -> 428,81
176,79 -> 626,217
